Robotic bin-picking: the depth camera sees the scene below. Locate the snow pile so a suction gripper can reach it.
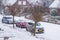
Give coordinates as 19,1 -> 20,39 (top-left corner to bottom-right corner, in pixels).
0,26 -> 40,40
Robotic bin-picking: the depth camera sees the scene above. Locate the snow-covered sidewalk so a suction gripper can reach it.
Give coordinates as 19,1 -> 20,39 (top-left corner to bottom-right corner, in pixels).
0,24 -> 40,40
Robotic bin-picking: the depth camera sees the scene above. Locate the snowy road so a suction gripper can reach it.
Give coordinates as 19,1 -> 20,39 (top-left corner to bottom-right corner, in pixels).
0,14 -> 60,40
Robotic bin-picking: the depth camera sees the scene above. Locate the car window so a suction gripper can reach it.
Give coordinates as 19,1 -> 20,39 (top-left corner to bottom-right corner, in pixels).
36,23 -> 41,26
28,22 -> 34,26
3,17 -> 12,19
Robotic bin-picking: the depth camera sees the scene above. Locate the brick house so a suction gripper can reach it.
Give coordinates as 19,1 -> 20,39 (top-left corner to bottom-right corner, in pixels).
4,0 -> 31,16
13,0 -> 31,16
13,0 -> 31,8
49,0 -> 60,16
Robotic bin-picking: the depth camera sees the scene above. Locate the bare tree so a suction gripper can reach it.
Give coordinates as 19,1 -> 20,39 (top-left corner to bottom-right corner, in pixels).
32,5 -> 44,36
6,4 -> 21,28
23,5 -> 45,36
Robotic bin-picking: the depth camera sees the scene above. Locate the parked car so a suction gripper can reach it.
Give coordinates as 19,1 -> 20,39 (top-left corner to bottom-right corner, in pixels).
16,20 -> 27,28
2,16 -> 13,24
26,22 -> 34,31
26,22 -> 44,33
2,15 -> 19,24
16,18 -> 34,28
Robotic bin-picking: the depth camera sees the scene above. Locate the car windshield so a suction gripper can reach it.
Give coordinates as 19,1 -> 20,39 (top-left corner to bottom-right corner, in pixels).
36,23 -> 41,26
28,22 -> 34,26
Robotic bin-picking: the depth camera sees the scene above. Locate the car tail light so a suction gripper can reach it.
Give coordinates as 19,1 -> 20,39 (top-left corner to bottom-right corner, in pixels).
21,22 -> 26,26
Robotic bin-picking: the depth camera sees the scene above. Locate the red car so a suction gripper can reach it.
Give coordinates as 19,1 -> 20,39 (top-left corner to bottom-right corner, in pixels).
16,22 -> 27,28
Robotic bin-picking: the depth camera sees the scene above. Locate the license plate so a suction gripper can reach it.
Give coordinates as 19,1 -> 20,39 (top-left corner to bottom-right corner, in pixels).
38,29 -> 43,32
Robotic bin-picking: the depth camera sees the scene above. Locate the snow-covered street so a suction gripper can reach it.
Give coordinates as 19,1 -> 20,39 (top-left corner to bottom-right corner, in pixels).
0,14 -> 60,40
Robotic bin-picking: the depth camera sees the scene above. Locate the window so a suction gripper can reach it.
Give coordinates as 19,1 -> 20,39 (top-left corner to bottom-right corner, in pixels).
36,23 -> 41,26
23,1 -> 26,5
18,1 -> 22,5
50,9 -> 58,16
3,16 -> 12,19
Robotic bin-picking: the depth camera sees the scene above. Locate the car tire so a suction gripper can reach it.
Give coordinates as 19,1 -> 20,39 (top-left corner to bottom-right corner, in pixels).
16,24 -> 18,27
16,25 -> 18,27
2,19 -> 4,23
26,27 -> 28,31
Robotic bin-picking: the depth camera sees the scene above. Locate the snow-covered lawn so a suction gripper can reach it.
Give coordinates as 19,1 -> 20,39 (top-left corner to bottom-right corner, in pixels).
0,14 -> 60,40
0,25 -> 39,40
36,22 -> 60,40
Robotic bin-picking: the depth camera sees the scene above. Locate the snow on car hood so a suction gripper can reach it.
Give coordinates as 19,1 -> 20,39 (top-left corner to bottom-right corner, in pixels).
36,25 -> 43,29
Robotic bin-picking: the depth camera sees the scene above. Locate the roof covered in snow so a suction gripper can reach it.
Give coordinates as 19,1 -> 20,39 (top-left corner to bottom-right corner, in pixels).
27,0 -> 43,6
2,0 -> 17,6
2,0 -> 44,6
49,0 -> 60,8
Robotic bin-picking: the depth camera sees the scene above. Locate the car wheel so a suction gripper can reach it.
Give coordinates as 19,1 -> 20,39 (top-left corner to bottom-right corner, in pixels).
26,27 -> 28,31
2,19 -> 4,23
16,24 -> 18,27
16,24 -> 20,28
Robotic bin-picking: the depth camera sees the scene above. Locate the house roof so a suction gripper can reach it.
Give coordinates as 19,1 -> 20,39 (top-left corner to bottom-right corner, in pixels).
3,0 -> 43,6
3,0 -> 29,6
49,0 -> 60,9
27,0 -> 43,6
2,0 -> 17,6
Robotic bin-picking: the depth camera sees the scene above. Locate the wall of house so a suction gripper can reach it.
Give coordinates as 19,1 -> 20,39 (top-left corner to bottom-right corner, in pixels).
42,0 -> 54,7
57,9 -> 60,16
50,8 -> 60,16
0,0 -> 3,14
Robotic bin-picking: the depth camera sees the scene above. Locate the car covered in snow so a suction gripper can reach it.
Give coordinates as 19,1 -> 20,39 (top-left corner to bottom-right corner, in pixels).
26,22 -> 44,33
2,15 -> 20,24
2,15 -> 13,24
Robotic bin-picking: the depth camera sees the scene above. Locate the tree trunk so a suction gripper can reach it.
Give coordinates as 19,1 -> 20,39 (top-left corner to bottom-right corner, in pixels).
34,21 -> 37,36
4,37 -> 9,40
13,15 -> 14,28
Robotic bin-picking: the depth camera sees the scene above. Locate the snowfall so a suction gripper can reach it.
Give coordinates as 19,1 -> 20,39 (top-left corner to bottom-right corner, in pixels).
0,14 -> 60,40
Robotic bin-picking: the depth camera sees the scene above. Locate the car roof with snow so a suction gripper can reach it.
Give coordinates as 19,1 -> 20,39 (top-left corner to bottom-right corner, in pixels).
3,15 -> 13,17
